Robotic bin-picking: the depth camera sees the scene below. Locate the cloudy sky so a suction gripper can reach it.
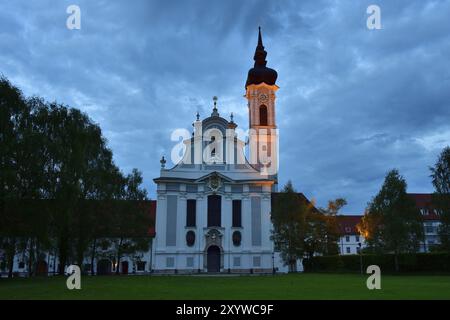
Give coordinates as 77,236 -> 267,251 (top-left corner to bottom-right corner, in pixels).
1,0 -> 449,213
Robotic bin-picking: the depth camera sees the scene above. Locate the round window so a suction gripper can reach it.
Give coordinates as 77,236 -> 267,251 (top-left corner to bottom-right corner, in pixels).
186,231 -> 195,247
232,231 -> 242,247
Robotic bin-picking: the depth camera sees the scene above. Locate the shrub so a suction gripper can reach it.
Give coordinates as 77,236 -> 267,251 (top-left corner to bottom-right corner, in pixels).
303,253 -> 450,273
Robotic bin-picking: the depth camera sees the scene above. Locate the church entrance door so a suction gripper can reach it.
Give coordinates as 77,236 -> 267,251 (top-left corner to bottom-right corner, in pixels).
207,245 -> 220,273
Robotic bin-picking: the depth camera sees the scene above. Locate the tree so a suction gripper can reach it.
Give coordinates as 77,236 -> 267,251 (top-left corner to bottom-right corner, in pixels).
0,78 -> 47,277
430,146 -> 450,252
321,198 -> 346,255
304,198 -> 345,258
271,181 -> 313,272
359,169 -> 423,271
110,169 -> 150,275
357,209 -> 383,253
36,103 -> 126,274
1,77 -> 151,277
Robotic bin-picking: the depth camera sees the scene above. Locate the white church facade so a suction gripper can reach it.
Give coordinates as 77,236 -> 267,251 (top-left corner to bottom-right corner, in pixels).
152,28 -> 289,273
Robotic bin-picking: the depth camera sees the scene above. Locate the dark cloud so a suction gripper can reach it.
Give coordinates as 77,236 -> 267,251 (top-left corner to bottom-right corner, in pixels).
1,0 -> 449,212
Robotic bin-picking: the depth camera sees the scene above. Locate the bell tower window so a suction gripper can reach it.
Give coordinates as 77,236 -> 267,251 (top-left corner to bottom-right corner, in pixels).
259,105 -> 268,126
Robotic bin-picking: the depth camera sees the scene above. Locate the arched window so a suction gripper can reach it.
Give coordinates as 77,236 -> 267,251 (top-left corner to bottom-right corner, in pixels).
259,105 -> 268,126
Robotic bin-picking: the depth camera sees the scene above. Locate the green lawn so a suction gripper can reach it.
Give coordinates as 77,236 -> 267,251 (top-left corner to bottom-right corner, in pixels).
1,273 -> 449,300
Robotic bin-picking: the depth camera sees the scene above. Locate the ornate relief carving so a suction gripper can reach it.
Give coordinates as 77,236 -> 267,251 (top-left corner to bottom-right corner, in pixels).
208,173 -> 222,193
205,228 -> 223,248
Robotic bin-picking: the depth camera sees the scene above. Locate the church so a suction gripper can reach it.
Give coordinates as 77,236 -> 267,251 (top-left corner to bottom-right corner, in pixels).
152,28 -> 290,273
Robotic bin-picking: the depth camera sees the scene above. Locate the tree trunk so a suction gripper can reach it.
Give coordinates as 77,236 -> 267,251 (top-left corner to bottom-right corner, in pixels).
115,238 -> 123,275
34,240 -> 40,276
76,238 -> 84,269
7,237 -> 16,278
394,252 -> 400,272
90,238 -> 97,276
53,250 -> 57,275
27,238 -> 34,278
58,234 -> 68,275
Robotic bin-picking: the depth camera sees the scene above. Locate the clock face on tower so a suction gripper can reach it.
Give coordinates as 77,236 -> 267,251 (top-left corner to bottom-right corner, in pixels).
258,93 -> 269,103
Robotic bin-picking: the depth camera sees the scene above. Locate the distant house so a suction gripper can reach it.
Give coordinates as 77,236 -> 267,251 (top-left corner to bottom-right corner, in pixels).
409,193 -> 441,252
336,193 -> 443,255
336,215 -> 365,255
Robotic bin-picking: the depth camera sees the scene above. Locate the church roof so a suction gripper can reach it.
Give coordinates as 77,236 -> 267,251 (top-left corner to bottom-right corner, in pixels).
245,27 -> 278,88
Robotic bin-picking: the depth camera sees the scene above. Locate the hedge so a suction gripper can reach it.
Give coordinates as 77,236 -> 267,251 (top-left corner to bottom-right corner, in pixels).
302,253 -> 450,273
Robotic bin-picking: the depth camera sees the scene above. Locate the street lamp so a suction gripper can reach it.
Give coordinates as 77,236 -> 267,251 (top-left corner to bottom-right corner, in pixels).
358,242 -> 363,275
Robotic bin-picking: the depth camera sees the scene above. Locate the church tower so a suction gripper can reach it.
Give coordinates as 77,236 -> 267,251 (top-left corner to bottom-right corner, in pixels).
245,27 -> 279,176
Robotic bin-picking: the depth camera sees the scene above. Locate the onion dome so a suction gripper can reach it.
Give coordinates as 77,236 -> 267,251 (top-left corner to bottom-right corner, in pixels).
245,27 -> 278,88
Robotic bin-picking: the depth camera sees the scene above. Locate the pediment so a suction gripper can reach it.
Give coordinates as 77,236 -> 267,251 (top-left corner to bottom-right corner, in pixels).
194,171 -> 234,183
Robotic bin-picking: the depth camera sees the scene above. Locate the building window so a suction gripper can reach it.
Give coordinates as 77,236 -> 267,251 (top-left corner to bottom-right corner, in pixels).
253,256 -> 261,267
232,231 -> 242,247
186,257 -> 194,268
232,200 -> 242,227
345,236 -> 350,242
233,257 -> 241,267
356,247 -> 361,254
137,261 -> 146,271
186,199 -> 196,227
166,257 -> 175,268
346,247 -> 351,254
355,236 -> 360,242
18,261 -> 25,269
259,105 -> 268,126
186,230 -> 196,247
207,195 -> 221,227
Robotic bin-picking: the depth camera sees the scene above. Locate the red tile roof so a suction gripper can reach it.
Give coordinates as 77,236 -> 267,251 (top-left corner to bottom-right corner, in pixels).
336,215 -> 363,235
407,193 -> 440,221
145,200 -> 156,237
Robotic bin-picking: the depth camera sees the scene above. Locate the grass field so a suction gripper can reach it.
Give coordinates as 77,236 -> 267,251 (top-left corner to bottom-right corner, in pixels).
1,273 -> 449,300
